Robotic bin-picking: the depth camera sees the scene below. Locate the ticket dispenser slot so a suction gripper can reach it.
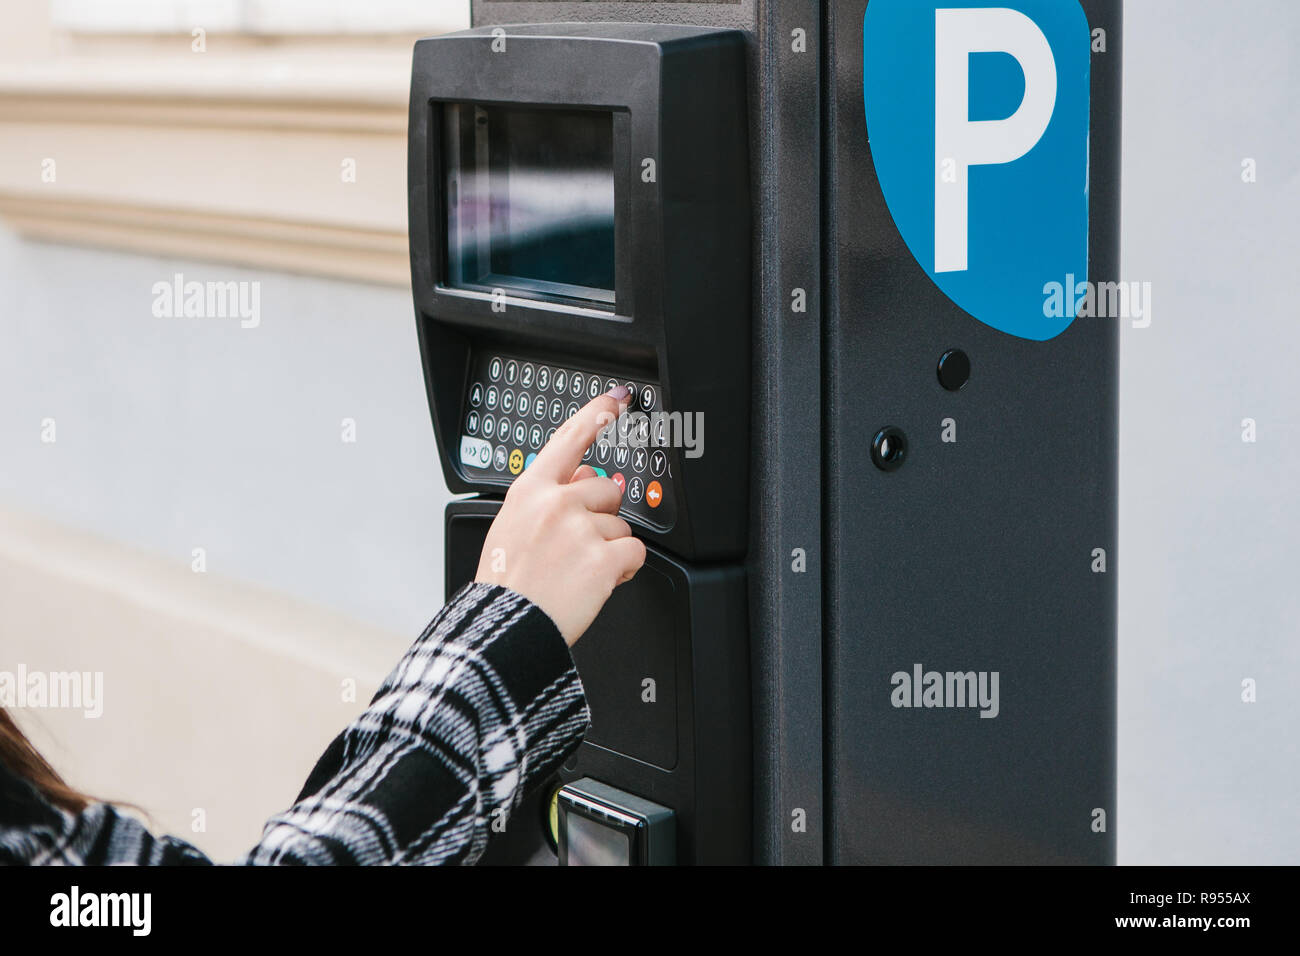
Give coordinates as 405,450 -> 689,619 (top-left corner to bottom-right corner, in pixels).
410,24 -> 752,864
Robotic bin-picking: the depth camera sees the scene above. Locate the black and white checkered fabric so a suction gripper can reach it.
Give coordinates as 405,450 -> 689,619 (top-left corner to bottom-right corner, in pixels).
0,583 -> 589,866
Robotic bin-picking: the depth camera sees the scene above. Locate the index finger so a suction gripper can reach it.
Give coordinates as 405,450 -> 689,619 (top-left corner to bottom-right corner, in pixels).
527,386 -> 630,483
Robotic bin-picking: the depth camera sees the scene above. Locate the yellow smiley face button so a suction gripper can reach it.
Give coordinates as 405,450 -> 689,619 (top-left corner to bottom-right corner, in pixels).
508,448 -> 524,475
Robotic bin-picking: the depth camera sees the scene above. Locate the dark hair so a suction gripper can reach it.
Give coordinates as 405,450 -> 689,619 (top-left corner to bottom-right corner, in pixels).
0,708 -> 90,813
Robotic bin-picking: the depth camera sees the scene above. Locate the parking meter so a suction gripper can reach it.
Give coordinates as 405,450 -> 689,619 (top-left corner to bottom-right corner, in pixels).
412,0 -> 1122,865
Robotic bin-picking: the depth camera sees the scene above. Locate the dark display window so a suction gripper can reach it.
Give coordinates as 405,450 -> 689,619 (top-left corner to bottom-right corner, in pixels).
443,103 -> 615,306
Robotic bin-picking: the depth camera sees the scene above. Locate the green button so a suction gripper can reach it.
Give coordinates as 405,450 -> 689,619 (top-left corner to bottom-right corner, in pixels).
593,467 -> 607,478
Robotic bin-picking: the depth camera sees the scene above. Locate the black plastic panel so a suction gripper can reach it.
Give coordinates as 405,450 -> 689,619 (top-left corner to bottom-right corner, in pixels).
821,0 -> 1121,864
446,499 -> 751,864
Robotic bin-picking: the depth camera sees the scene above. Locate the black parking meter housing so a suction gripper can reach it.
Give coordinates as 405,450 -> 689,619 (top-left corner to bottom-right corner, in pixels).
408,23 -> 752,562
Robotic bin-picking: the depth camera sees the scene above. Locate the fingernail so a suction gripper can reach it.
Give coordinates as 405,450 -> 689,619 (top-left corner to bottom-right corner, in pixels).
607,385 -> 631,401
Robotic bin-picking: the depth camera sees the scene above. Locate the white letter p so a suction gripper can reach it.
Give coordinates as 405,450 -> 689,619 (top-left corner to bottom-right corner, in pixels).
934,8 -> 1057,273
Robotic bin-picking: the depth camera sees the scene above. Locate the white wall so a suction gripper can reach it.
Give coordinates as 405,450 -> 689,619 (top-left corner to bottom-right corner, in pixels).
1117,0 -> 1300,863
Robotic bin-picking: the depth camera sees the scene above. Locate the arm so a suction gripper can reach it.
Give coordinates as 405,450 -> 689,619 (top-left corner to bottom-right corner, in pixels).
0,584 -> 586,866
244,582 -> 589,865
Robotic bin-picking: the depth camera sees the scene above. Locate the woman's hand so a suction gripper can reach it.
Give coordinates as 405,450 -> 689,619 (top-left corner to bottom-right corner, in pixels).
475,386 -> 647,646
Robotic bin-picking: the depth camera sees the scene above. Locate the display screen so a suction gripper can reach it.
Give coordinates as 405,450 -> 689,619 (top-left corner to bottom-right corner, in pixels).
443,103 -> 615,305
564,812 -> 632,866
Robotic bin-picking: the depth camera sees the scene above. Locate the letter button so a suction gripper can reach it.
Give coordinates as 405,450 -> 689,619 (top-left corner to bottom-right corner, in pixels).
650,449 -> 667,477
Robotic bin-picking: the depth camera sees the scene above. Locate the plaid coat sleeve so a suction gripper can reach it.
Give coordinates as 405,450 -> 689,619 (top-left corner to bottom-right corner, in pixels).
0,582 -> 590,866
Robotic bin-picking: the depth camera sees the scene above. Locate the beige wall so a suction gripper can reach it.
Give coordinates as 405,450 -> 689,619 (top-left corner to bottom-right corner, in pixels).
1,507 -> 407,860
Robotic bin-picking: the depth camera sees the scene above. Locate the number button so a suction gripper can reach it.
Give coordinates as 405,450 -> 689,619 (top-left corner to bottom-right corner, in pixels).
553,369 -> 568,395
504,360 -> 519,385
623,382 -> 637,408
639,385 -> 656,411
570,372 -> 585,398
485,386 -> 499,411
488,357 -> 502,382
466,410 -> 480,435
537,366 -> 551,391
605,377 -> 619,395
520,363 -> 535,388
588,376 -> 603,400
469,382 -> 483,408
650,449 -> 667,477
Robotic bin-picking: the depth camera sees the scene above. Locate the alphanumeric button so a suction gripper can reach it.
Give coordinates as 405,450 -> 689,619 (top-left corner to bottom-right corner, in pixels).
545,428 -> 556,444
553,369 -> 568,395
504,360 -> 519,385
549,398 -> 564,423
466,410 -> 480,435
488,357 -> 503,382
587,376 -> 602,399
596,439 -> 611,464
613,445 -> 630,469
583,442 -> 593,462
529,424 -> 544,448
623,382 -> 638,408
485,386 -> 499,410
605,377 -> 619,395
633,417 -> 650,444
570,372 -> 585,398
501,389 -> 515,414
536,366 -> 551,391
533,397 -> 547,421
652,418 -> 668,447
627,476 -> 644,504
639,385 -> 656,411
650,449 -> 667,477
469,382 -> 483,408
520,363 -> 535,388
512,421 -> 526,446
516,393 -> 531,418
632,447 -> 648,473
481,414 -> 496,439
565,402 -> 579,420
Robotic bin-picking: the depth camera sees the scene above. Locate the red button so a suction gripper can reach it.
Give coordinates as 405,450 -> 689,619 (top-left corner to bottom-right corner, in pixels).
645,480 -> 663,508
611,472 -> 626,494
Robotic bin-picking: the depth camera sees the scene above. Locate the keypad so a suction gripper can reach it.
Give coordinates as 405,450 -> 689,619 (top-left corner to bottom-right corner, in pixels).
458,351 -> 675,529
